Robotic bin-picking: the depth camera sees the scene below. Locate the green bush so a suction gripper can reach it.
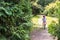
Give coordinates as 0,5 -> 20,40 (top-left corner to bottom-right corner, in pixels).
32,5 -> 44,15
48,21 -> 57,36
48,21 -> 60,40
0,0 -> 32,40
48,1 -> 60,40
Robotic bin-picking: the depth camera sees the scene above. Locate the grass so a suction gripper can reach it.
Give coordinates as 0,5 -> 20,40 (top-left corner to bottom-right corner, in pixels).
31,15 -> 39,27
46,16 -> 58,26
31,15 -> 58,27
31,15 -> 39,32
31,15 -> 58,32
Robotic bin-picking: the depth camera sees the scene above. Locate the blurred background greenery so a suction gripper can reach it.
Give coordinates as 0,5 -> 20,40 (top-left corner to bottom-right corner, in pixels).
0,0 -> 60,40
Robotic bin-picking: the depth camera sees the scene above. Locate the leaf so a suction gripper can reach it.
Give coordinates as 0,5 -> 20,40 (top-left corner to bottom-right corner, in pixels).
0,7 -> 12,16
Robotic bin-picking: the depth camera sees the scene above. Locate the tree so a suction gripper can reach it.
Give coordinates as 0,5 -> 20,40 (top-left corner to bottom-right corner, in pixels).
43,2 -> 58,16
37,0 -> 56,7
31,0 -> 44,15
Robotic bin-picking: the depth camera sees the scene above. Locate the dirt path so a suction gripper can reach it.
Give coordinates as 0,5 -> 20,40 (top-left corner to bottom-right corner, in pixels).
30,15 -> 58,40
30,29 -> 54,40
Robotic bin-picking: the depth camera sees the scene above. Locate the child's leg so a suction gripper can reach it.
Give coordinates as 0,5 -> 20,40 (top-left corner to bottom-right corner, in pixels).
44,24 -> 46,29
43,22 -> 46,29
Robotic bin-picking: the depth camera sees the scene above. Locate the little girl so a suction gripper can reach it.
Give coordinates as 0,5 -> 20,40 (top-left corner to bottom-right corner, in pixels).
42,15 -> 46,29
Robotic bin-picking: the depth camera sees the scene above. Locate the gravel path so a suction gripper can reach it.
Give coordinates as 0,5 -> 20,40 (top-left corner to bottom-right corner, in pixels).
30,29 -> 54,40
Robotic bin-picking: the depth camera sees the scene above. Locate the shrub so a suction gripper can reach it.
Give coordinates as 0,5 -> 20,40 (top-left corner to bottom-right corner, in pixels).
0,0 -> 32,40
48,21 -> 60,40
48,21 -> 57,36
48,1 -> 60,40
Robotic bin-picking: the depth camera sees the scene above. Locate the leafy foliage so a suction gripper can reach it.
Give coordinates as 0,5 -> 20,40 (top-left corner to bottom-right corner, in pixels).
43,1 -> 59,16
31,0 -> 44,15
37,0 -> 56,7
0,0 -> 32,40
48,21 -> 60,40
32,5 -> 43,15
48,21 -> 57,36
48,1 -> 60,40
31,0 -> 57,15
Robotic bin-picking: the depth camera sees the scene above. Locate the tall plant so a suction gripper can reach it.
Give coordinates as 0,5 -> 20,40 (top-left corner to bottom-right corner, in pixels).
48,1 -> 60,40
0,0 -> 32,40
